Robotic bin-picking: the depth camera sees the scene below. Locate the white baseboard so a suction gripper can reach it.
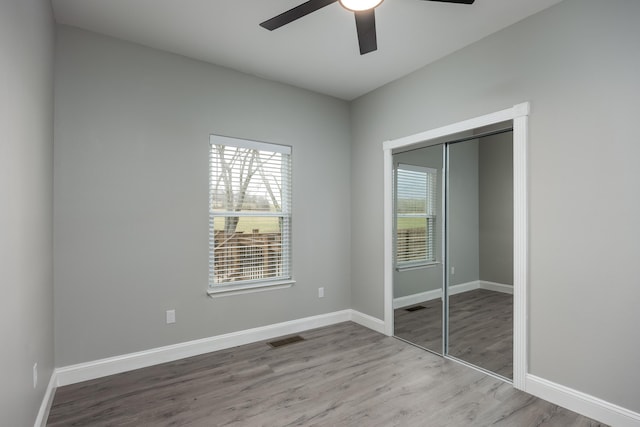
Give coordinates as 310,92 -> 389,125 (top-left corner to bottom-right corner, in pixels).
479,280 -> 513,294
34,371 -> 57,427
449,280 -> 480,295
393,281 -> 513,309
55,309 -> 380,387
393,288 -> 442,309
450,280 -> 512,295
40,311 -> 640,427
526,374 -> 640,427
350,309 -> 385,334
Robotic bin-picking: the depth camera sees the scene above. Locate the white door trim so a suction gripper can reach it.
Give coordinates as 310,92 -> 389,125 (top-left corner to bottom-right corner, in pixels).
382,102 -> 529,391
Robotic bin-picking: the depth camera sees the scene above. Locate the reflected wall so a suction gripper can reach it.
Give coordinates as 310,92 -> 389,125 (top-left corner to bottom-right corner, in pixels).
446,130 -> 513,379
393,144 -> 444,354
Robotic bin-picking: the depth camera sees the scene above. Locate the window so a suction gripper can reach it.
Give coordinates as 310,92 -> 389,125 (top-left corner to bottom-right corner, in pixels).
209,135 -> 292,291
395,164 -> 437,269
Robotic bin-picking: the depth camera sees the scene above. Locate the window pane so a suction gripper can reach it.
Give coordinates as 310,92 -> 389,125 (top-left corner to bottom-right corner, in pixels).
397,169 -> 427,214
397,218 -> 427,263
213,216 -> 281,234
210,145 -> 290,213
395,164 -> 437,267
209,136 -> 292,288
212,216 -> 289,284
397,216 -> 425,231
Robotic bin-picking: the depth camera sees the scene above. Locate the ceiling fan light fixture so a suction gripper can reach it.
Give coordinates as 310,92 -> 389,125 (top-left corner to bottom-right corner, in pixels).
339,0 -> 383,12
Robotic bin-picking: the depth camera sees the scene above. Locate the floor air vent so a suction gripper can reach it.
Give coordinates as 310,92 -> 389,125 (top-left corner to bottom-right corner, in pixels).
406,305 -> 427,312
267,335 -> 305,348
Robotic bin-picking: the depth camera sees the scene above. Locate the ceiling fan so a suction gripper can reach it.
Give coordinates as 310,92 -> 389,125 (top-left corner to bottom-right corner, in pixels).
260,0 -> 475,55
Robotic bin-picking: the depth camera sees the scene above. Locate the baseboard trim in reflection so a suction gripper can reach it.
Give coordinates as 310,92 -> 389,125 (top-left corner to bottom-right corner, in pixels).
393,280 -> 513,309
393,288 -> 442,309
479,280 -> 513,294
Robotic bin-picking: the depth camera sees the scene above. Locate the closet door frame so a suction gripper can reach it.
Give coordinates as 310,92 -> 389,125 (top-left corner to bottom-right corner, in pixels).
383,102 -> 529,391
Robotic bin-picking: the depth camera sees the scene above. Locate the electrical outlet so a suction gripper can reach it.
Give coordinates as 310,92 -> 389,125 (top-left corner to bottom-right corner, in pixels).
33,363 -> 38,389
318,287 -> 324,298
451,266 -> 455,275
166,309 -> 176,324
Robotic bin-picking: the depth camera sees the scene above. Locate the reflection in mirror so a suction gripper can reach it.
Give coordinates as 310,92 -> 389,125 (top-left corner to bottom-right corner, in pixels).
446,127 -> 513,379
393,144 -> 444,354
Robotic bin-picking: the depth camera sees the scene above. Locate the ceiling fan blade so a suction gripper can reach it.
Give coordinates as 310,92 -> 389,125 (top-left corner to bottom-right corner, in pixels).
422,0 -> 475,4
260,0 -> 338,31
354,9 -> 377,55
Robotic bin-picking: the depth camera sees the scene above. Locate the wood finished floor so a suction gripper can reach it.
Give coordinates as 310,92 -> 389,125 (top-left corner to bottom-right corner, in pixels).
394,289 -> 513,379
449,289 -> 513,379
394,296 -> 443,354
47,322 -> 605,427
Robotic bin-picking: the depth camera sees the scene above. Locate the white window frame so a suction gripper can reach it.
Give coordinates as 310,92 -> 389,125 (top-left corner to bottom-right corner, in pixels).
208,135 -> 294,296
394,163 -> 438,270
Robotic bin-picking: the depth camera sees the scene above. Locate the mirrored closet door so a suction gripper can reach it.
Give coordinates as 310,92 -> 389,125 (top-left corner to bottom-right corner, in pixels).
446,128 -> 513,380
392,144 -> 444,354
392,124 -> 514,380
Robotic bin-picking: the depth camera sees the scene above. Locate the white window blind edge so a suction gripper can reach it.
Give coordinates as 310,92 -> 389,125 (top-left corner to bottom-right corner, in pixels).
397,163 -> 437,175
210,134 -> 291,155
210,212 -> 290,217
395,261 -> 440,272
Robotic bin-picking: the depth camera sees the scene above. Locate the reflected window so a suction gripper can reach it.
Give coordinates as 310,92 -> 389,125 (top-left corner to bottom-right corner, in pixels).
395,164 -> 437,268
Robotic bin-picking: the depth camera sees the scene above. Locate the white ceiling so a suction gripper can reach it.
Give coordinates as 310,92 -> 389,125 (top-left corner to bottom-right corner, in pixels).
51,0 -> 563,100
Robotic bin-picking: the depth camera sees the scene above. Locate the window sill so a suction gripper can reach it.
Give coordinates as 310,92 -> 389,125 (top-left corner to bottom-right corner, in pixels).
396,262 -> 440,272
207,280 -> 295,298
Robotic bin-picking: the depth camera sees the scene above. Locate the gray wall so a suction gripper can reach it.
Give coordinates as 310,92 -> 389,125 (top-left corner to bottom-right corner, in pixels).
448,140 -> 480,287
478,131 -> 513,285
350,0 -> 640,413
0,0 -> 55,424
54,27 -> 352,366
393,146 -> 443,298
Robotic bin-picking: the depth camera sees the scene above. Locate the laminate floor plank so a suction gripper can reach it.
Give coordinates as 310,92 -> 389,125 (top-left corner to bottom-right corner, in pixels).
47,322 -> 604,426
394,297 -> 443,353
449,289 -> 513,379
394,289 -> 513,378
